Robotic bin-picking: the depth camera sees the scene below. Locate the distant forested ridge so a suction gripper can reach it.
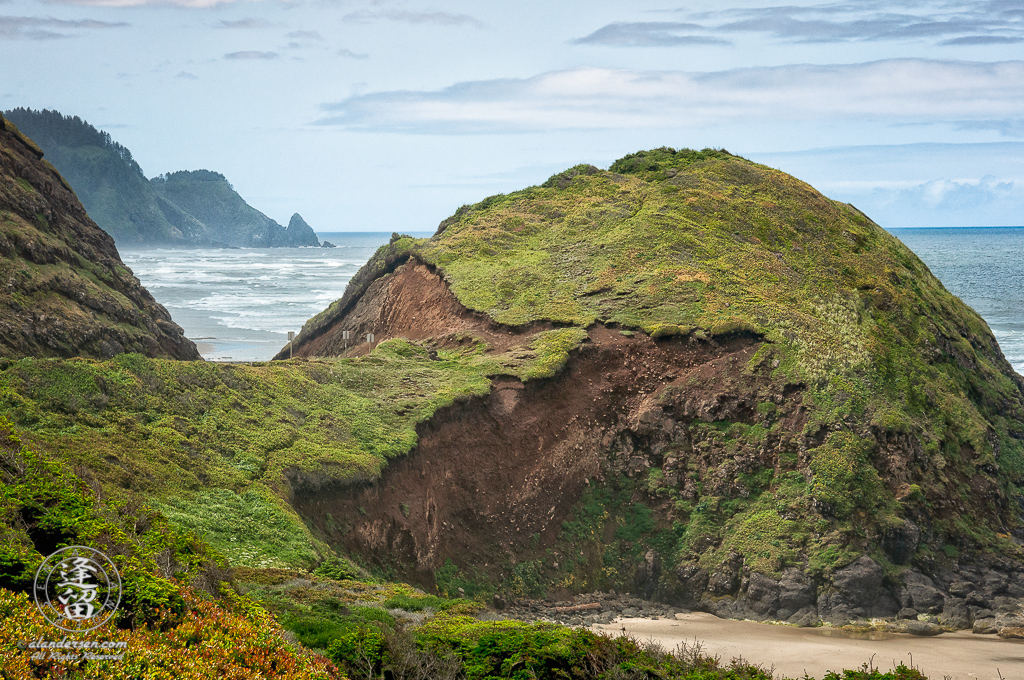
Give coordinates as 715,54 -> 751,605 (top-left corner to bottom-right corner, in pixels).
2,108 -> 319,247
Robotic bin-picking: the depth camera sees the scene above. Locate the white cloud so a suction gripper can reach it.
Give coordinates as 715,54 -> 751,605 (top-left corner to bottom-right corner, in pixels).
860,176 -> 1024,226
0,14 -> 127,39
343,10 -> 485,29
337,48 -> 368,59
224,50 -> 279,59
215,18 -> 272,29
317,59 -> 1024,134
573,21 -> 730,47
41,0 -> 232,7
663,1 -> 1024,45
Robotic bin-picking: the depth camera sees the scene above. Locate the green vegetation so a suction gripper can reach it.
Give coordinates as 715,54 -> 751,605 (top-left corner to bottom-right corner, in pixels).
0,343 -> 496,568
0,417 -> 339,679
1,142 -> 1021,677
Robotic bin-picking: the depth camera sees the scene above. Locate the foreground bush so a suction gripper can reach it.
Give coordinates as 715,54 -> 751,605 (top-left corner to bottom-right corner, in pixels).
0,588 -> 339,679
322,613 -> 930,680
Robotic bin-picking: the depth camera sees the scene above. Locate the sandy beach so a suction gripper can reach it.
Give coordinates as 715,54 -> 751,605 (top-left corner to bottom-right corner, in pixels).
596,614 -> 1024,680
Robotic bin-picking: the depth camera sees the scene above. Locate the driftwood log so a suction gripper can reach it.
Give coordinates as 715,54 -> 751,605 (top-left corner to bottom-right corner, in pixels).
553,603 -> 601,614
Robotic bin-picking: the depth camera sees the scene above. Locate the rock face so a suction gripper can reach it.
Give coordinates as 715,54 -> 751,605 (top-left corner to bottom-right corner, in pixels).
0,112 -> 199,359
150,171 -> 320,248
3,108 -> 318,248
283,148 -> 1024,628
285,213 -> 319,247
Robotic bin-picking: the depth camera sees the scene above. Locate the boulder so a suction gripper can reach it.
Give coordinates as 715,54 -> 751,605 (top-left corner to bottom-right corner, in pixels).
940,597 -> 971,629
973,618 -> 997,634
779,568 -> 816,612
905,621 -> 943,636
745,573 -> 781,619
998,626 -> 1024,639
820,556 -> 898,623
899,571 -> 945,614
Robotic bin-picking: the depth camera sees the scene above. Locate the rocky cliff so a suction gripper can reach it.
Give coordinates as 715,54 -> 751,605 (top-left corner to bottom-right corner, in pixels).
0,112 -> 199,359
281,149 -> 1024,630
3,108 -> 319,248
150,171 -> 319,248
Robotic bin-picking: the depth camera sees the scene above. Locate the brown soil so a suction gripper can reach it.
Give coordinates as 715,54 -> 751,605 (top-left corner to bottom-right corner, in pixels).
288,261 -> 792,587
292,260 -> 554,358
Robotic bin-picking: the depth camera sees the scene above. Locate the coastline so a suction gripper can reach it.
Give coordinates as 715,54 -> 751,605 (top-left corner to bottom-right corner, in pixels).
598,613 -> 1024,680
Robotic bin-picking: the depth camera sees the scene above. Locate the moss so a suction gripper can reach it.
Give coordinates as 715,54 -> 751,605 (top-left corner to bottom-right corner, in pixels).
522,327 -> 589,379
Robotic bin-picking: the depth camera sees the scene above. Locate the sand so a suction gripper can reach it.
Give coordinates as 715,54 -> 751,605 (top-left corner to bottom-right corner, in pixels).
595,613 -> 1024,680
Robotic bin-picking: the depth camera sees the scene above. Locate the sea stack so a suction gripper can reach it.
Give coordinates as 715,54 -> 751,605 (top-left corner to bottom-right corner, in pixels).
283,213 -> 320,247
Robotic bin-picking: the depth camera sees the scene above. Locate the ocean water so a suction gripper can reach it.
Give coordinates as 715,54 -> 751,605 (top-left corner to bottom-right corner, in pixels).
888,227 -> 1024,376
121,229 -> 1024,373
119,232 -> 431,361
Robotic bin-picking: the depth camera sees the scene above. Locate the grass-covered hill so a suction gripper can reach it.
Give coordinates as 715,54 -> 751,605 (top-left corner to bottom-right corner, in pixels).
1,143 -> 1022,638
2,108 -> 319,248
284,148 -> 1024,626
0,112 -> 198,360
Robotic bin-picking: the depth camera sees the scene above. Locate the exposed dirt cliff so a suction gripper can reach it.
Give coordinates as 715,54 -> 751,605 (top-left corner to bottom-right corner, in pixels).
283,149 -> 1024,630
0,113 -> 199,359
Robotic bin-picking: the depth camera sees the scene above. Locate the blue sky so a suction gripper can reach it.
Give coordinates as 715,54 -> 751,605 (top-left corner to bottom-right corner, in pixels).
3,0 -> 1023,231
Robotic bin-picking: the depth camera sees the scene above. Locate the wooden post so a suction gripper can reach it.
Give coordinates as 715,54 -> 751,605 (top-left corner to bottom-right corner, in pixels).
288,331 -> 295,359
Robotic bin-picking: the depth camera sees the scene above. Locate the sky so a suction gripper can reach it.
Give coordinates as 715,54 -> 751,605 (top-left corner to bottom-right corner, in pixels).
2,0 -> 1024,231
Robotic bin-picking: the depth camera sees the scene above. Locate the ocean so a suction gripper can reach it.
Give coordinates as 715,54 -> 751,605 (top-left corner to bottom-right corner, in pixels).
119,232 -> 431,361
889,227 -> 1024,376
120,228 -> 1024,375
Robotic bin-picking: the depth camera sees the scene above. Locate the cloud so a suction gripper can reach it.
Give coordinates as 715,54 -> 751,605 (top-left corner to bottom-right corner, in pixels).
639,1 -> 1024,46
176,70 -> 197,79
215,18 -> 272,30
286,30 -> 322,40
316,59 -> 1024,134
573,22 -> 730,47
0,14 -> 127,39
40,0 -> 229,7
861,176 -> 1024,226
224,50 -> 279,60
956,119 -> 1024,137
337,47 -> 368,59
343,10 -> 485,29
940,35 -> 1024,45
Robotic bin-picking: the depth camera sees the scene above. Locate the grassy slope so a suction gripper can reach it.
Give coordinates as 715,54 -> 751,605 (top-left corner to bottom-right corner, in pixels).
388,149 -> 1024,583
0,415 -> 928,679
0,417 -> 340,679
0,342 -> 503,569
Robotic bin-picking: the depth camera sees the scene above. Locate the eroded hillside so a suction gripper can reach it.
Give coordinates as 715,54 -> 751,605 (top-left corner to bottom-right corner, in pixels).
282,149 -> 1024,627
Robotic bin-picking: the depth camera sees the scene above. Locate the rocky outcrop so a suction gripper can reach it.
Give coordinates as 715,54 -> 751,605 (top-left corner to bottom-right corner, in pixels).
0,112 -> 199,359
282,213 -> 319,247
